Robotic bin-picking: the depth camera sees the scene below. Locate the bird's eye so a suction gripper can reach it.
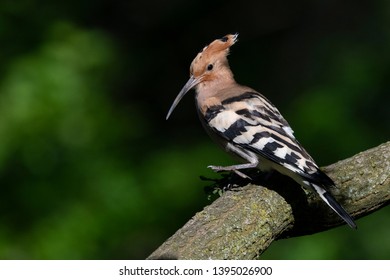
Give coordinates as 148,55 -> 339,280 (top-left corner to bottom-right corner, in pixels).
207,64 -> 213,71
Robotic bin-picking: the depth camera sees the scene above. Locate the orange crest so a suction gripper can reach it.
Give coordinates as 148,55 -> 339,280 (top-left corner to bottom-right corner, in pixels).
190,33 -> 238,77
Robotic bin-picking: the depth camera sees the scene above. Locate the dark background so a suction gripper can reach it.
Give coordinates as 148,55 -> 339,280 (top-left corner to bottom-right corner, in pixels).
0,0 -> 389,259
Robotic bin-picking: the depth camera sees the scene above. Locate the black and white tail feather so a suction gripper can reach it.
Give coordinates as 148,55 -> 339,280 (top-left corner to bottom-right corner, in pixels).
202,91 -> 357,229
314,183 -> 356,228
166,34 -> 356,229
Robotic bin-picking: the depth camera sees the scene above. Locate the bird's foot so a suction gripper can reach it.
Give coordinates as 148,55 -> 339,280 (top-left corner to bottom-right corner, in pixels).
208,165 -> 252,180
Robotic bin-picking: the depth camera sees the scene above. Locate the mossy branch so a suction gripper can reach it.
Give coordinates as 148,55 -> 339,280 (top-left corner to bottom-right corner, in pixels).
148,142 -> 390,260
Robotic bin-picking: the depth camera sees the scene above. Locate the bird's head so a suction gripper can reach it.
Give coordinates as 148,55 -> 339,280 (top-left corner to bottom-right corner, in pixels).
166,33 -> 238,119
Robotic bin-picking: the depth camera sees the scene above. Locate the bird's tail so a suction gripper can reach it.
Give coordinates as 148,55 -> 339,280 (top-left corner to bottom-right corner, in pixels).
310,183 -> 357,229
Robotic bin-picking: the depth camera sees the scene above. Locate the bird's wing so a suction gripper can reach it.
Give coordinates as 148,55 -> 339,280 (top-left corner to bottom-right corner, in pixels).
204,91 -> 333,186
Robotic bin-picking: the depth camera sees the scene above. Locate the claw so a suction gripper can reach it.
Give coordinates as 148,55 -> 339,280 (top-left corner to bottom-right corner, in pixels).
207,165 -> 222,171
208,165 -> 252,180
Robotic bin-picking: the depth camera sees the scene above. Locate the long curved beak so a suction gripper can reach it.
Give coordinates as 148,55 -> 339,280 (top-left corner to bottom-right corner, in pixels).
166,75 -> 201,120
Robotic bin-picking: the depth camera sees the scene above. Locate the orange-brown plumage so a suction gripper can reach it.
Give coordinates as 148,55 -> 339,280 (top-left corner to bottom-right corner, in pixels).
190,34 -> 236,77
166,33 -> 356,228
166,34 -> 240,120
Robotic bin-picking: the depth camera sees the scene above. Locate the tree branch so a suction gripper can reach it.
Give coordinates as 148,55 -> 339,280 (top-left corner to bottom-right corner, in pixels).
148,141 -> 390,260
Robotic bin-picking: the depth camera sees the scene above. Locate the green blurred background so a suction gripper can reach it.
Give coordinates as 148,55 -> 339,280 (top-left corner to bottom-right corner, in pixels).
0,0 -> 389,259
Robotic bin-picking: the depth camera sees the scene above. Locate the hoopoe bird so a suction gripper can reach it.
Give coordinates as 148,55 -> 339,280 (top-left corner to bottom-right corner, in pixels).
166,33 -> 356,228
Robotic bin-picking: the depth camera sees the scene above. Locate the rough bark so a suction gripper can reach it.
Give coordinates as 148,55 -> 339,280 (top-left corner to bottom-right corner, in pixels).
148,141 -> 390,260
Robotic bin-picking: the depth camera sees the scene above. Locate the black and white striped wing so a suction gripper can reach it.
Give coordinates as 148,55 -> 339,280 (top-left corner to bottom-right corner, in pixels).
204,91 -> 330,184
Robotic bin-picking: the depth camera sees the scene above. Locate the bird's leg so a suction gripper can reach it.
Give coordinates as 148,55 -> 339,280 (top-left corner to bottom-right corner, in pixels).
208,164 -> 256,179
208,143 -> 258,179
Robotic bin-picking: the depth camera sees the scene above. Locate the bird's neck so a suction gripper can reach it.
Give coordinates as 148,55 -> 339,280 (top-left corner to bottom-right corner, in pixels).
195,68 -> 239,114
